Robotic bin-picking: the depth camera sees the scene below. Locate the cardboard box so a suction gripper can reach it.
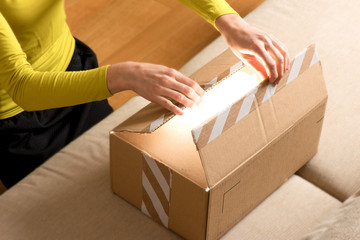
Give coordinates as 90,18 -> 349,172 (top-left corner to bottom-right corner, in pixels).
110,44 -> 327,240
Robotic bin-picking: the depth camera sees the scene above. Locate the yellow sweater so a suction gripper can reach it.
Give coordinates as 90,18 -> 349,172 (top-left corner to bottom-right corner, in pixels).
0,0 -> 237,119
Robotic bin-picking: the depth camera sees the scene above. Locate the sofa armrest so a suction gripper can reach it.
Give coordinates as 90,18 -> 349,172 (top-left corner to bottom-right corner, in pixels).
301,189 -> 360,240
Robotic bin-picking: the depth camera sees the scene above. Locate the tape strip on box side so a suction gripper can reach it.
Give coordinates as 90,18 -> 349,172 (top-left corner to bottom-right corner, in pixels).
141,153 -> 172,228
192,44 -> 318,150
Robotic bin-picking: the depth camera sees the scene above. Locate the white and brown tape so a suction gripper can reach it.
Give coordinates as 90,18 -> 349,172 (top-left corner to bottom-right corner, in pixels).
145,111 -> 174,132
141,154 -> 172,228
192,44 -> 319,149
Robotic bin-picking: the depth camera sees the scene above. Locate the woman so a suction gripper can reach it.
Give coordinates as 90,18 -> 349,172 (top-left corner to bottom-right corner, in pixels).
0,0 -> 288,188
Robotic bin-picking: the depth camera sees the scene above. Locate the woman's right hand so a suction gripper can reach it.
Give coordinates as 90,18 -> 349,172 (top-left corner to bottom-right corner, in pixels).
107,62 -> 205,115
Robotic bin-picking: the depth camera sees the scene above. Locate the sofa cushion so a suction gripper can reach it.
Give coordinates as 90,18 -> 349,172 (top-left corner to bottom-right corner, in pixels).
222,175 -> 341,240
301,188 -> 360,240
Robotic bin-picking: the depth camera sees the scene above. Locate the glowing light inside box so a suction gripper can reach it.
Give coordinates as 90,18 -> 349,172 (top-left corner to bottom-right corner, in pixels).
175,68 -> 262,129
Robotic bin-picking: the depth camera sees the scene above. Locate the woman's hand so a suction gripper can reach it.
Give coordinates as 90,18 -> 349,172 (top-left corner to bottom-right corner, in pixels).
107,62 -> 205,115
216,14 -> 290,84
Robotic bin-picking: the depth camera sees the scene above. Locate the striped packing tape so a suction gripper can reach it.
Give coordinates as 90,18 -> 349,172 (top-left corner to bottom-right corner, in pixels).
141,154 -> 172,228
192,44 -> 319,149
143,106 -> 181,133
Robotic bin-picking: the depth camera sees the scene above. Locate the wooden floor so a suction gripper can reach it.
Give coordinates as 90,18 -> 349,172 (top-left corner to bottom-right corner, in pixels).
65,0 -> 263,109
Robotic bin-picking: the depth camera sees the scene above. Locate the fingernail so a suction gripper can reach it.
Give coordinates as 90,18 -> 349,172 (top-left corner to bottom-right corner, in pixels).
176,106 -> 184,115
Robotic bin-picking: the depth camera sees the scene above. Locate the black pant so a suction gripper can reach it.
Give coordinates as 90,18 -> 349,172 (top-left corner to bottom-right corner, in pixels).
0,38 -> 113,188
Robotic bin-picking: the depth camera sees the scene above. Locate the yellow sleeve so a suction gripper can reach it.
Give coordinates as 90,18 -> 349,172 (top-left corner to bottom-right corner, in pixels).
178,0 -> 238,27
0,12 -> 112,111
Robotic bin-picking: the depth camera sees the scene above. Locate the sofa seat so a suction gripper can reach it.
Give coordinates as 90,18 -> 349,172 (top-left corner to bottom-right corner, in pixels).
222,175 -> 341,240
1,0 -> 360,239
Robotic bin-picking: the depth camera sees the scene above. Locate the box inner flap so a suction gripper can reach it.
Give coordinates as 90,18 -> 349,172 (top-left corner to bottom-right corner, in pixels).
190,49 -> 240,86
113,102 -> 174,133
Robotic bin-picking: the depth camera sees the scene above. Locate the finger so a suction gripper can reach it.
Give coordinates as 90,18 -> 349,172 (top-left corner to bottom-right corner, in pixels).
170,69 -> 205,97
252,44 -> 278,82
160,86 -> 196,110
242,54 -> 268,79
268,34 -> 290,70
155,96 -> 184,115
265,38 -> 285,82
161,76 -> 202,104
273,41 -> 289,71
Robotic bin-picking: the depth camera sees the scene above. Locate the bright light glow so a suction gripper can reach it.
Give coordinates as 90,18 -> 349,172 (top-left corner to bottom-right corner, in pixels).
175,67 -> 262,129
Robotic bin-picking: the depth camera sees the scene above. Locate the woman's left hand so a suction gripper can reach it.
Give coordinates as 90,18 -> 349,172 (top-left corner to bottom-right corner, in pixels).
216,14 -> 290,84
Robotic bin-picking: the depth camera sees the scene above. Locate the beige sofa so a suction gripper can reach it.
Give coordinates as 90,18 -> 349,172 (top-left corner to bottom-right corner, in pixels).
1,0 -> 360,239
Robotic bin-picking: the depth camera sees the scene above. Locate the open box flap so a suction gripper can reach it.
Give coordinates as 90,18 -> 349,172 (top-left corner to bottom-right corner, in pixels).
112,102 -> 175,133
112,61 -> 244,133
191,44 -> 326,187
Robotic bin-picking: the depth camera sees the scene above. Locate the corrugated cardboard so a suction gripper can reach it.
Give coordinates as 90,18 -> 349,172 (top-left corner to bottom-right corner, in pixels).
110,44 -> 328,240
